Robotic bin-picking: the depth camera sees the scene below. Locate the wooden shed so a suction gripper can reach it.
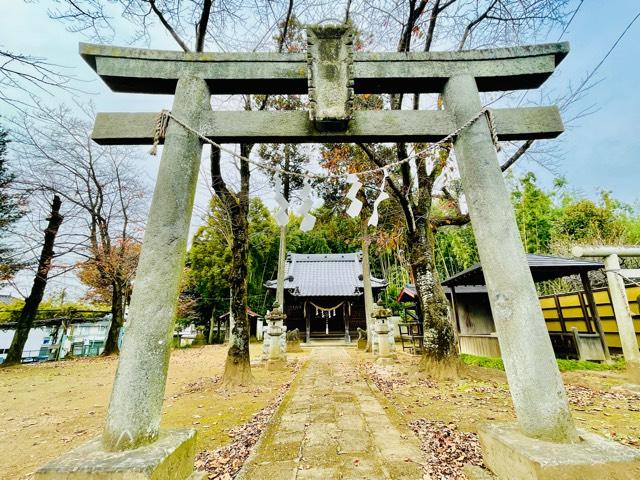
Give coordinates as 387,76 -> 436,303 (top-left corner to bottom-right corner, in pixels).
440,254 -> 608,361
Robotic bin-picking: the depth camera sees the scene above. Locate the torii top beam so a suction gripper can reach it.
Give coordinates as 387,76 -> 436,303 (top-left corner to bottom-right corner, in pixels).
80,42 -> 568,95
82,38 -> 569,145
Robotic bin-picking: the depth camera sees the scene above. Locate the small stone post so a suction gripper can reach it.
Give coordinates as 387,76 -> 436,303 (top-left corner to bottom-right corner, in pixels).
572,246 -> 640,382
372,299 -> 395,365
443,75 -> 578,443
604,254 -> 640,380
102,77 -> 210,451
265,301 -> 286,369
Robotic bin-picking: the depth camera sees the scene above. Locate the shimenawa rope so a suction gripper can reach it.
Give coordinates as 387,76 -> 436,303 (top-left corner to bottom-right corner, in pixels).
149,107 -> 500,180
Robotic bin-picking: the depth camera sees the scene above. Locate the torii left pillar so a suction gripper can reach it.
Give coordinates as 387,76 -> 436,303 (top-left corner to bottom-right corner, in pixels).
35,77 -> 209,479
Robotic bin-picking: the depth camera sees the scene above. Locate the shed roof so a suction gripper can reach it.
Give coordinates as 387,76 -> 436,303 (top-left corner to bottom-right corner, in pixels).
265,252 -> 387,297
441,253 -> 603,287
397,284 -> 487,303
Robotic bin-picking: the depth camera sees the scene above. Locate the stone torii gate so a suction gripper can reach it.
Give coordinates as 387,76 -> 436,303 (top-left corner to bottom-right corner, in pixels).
36,26 -> 640,480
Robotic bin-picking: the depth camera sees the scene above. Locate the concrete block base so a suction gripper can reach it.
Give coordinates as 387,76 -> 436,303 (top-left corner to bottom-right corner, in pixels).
375,356 -> 396,366
35,428 -> 197,480
463,465 -> 496,479
626,359 -> 640,384
478,423 -> 640,480
613,383 -> 640,395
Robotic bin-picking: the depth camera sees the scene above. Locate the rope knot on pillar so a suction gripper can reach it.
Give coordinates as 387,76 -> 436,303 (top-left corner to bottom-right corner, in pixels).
149,109 -> 171,156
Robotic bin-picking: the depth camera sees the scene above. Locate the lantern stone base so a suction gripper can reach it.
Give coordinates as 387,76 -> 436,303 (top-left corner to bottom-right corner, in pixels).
35,429 -> 198,480
474,423 -> 640,480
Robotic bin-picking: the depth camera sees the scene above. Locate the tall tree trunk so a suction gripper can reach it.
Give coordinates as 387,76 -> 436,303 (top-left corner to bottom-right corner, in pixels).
408,223 -> 459,378
222,202 -> 252,385
3,195 -> 63,366
102,279 -> 125,355
211,144 -> 253,386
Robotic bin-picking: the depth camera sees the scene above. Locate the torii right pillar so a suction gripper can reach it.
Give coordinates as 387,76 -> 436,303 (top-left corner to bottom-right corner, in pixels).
443,77 -> 640,479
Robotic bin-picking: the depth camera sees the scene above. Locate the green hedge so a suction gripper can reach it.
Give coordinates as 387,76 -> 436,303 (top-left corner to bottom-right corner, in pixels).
460,353 -> 625,372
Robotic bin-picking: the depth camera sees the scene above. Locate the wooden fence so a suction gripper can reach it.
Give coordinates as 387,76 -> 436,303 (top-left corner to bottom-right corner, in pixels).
540,285 -> 640,350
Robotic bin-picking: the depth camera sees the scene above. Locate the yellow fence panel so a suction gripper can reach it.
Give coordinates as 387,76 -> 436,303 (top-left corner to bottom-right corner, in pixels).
540,285 -> 640,349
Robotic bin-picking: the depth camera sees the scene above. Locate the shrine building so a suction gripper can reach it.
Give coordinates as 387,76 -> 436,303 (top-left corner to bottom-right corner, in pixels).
265,252 -> 387,344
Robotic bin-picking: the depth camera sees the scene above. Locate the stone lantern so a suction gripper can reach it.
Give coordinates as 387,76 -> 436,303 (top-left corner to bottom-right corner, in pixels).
265,301 -> 287,367
372,298 -> 395,365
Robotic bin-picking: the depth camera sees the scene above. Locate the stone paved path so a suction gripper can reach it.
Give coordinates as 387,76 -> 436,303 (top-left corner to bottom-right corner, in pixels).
238,347 -> 426,479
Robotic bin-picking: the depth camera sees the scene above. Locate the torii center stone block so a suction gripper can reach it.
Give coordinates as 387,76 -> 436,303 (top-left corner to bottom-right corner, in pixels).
35,25 -> 640,480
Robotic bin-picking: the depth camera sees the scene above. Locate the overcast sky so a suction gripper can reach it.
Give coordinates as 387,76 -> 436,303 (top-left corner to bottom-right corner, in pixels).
1,1 -> 639,297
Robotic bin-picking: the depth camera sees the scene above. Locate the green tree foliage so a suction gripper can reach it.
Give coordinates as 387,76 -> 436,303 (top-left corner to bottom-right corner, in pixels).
435,173 -> 640,282
185,197 -> 276,325
436,224 -> 479,278
0,127 -> 24,281
512,172 -> 556,253
288,207 -> 361,254
552,191 -> 626,244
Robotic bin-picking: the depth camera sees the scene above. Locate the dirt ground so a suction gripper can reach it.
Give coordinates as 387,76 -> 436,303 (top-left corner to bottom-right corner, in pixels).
3,345 -> 639,480
355,350 -> 640,478
0,345 -> 307,480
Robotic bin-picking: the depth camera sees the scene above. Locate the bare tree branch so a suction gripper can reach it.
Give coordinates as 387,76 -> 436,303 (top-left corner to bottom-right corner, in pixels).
195,0 -> 213,52
148,0 -> 191,52
430,213 -> 470,228
501,139 -> 534,172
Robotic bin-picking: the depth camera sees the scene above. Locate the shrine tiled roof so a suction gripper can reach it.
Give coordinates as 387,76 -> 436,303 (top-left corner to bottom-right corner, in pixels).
265,252 -> 387,297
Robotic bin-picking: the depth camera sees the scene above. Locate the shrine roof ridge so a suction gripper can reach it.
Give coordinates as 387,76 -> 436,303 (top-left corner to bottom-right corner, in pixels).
442,253 -> 604,287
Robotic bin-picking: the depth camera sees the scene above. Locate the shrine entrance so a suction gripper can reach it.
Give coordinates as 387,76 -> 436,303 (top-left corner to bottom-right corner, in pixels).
309,301 -> 345,338
39,23 -> 619,480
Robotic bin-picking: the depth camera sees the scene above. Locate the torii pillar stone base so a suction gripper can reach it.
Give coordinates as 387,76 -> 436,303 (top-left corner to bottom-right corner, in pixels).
470,424 -> 640,480
35,429 -> 203,480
